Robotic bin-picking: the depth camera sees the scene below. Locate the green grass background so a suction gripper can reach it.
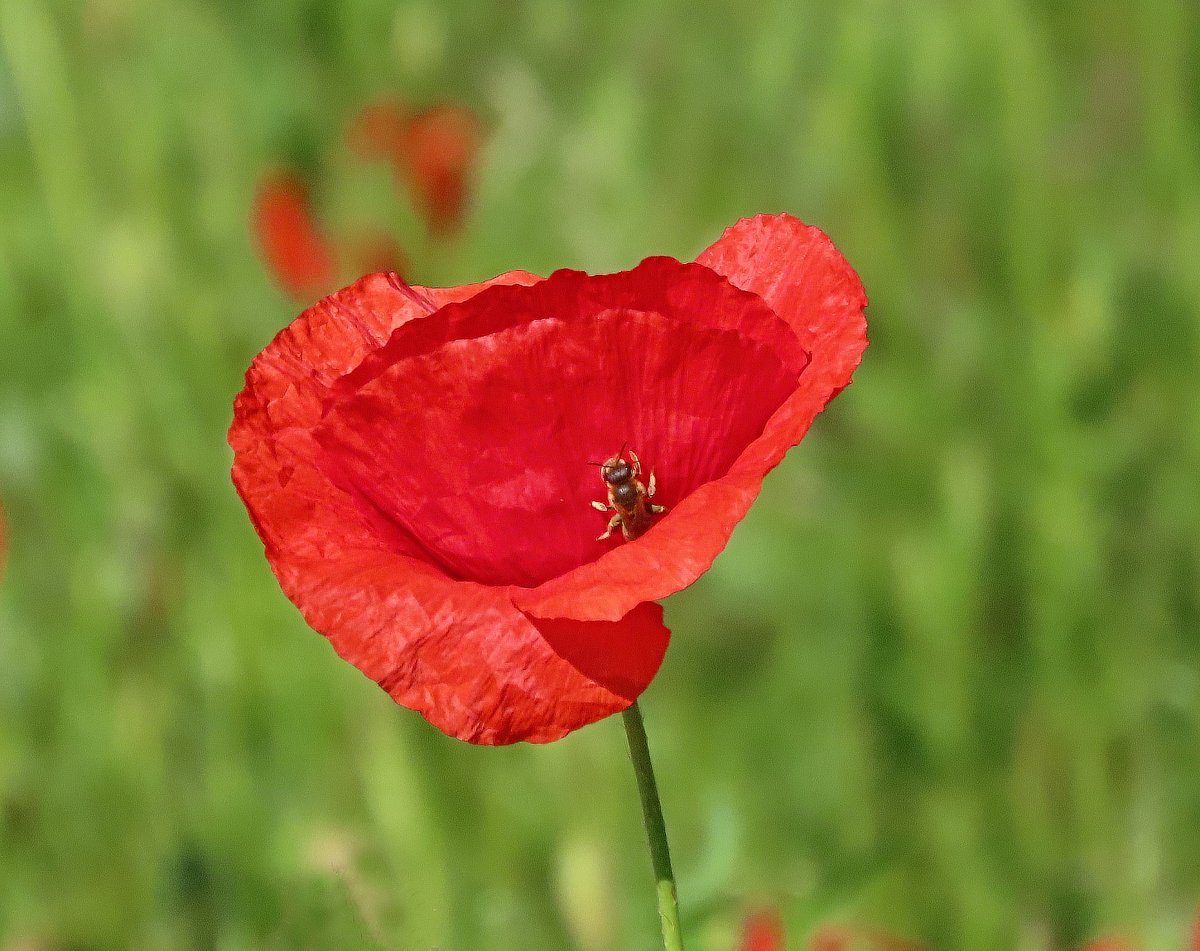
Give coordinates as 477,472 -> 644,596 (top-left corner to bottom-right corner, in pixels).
2,1 -> 1199,948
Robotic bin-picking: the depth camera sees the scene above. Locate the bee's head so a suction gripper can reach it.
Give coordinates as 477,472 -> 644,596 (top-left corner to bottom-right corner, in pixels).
601,455 -> 632,485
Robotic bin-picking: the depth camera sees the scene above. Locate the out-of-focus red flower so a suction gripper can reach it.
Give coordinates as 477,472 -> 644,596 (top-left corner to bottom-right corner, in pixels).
1192,910 -> 1200,951
396,103 -> 482,236
253,171 -> 338,301
740,908 -> 786,951
744,911 -> 919,951
229,214 -> 867,743
346,98 -> 483,236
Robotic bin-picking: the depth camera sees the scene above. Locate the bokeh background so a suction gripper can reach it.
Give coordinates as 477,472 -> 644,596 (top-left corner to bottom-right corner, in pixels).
2,1 -> 1199,949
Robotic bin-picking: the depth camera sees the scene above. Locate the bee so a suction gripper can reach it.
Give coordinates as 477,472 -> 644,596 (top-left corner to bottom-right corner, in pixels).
589,447 -> 665,541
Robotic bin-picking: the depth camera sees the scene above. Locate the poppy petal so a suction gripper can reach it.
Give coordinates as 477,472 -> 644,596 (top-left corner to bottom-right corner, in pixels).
232,270 -> 541,559
696,213 -> 869,400
274,547 -> 667,743
515,214 -> 867,621
313,258 -> 807,588
232,269 -> 671,743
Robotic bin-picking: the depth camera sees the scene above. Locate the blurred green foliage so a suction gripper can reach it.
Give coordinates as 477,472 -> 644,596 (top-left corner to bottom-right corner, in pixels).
2,0 -> 1199,949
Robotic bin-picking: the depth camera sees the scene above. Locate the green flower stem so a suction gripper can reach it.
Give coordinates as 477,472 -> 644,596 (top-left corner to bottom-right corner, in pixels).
621,700 -> 686,951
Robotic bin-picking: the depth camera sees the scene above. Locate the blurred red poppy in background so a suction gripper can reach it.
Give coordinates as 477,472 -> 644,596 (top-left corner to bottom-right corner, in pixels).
397,103 -> 482,236
254,99 -> 479,299
252,171 -> 337,300
229,214 -> 867,743
348,99 -> 482,236
783,910 -> 1200,951
740,908 -> 786,951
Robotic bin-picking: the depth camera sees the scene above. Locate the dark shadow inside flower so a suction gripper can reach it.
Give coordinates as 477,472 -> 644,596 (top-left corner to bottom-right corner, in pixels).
312,258 -> 809,588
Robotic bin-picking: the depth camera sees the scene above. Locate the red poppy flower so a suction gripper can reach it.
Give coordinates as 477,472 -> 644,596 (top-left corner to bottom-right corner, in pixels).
252,170 -> 338,300
396,103 -> 482,236
740,908 -> 786,951
229,214 -> 866,743
346,98 -> 482,236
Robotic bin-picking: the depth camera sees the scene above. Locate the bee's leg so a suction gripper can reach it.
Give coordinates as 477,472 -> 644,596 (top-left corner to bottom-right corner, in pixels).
590,500 -> 611,512
628,450 -> 641,478
647,470 -> 656,498
597,514 -> 622,541
649,503 -> 666,514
